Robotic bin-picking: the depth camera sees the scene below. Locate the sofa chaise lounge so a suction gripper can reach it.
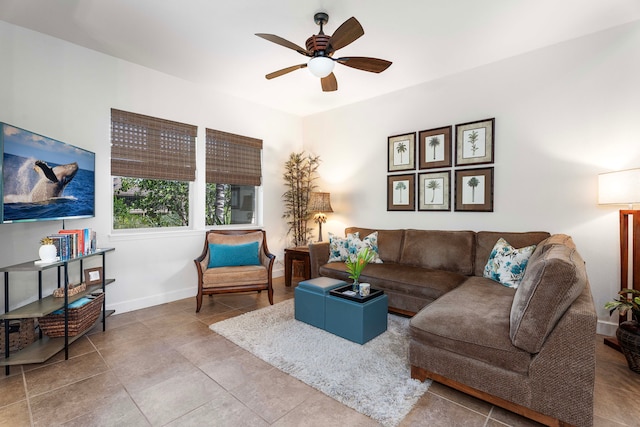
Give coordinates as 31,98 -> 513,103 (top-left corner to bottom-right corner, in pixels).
308,227 -> 596,427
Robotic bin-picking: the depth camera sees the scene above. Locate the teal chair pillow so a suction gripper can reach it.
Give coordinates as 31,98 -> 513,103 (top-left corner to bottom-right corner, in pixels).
208,241 -> 261,268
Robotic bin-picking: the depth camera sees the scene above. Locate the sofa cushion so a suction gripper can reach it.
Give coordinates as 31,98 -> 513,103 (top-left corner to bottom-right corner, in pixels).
328,232 -> 355,262
347,232 -> 383,263
345,227 -> 405,263
474,231 -> 550,277
400,230 -> 475,275
483,238 -> 537,288
328,231 -> 383,264
318,261 -> 466,313
410,277 -> 532,374
510,235 -> 587,353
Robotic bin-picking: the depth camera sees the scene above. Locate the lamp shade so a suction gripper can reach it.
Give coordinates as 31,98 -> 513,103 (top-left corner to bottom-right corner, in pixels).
307,57 -> 335,78
308,192 -> 333,213
598,168 -> 640,205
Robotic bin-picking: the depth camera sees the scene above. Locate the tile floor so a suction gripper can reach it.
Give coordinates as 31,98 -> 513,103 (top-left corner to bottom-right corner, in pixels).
1,277 -> 639,426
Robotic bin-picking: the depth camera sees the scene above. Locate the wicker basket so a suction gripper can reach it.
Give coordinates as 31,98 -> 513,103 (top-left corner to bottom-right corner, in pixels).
52,282 -> 87,298
0,318 -> 36,354
617,321 -> 640,374
39,293 -> 104,338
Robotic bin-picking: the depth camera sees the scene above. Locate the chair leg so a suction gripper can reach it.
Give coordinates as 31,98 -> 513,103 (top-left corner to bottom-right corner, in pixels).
196,291 -> 203,313
268,286 -> 274,305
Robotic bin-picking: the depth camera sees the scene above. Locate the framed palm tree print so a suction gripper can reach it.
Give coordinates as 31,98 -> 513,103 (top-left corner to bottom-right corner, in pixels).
454,167 -> 493,212
418,171 -> 450,211
387,174 -> 415,211
455,118 -> 494,166
419,126 -> 452,169
388,133 -> 416,172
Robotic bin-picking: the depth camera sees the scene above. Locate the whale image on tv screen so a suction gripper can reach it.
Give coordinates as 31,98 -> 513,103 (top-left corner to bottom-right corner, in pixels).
1,123 -> 95,223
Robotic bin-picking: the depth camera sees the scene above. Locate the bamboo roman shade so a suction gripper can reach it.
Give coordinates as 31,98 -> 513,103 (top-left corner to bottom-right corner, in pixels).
111,109 -> 197,181
206,129 -> 262,186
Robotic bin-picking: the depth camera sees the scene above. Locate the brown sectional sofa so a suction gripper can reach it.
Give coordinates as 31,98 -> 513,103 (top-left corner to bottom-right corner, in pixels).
308,227 -> 597,427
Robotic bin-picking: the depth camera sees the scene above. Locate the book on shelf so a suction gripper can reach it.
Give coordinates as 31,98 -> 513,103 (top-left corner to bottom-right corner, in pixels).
56,228 -> 97,257
47,234 -> 71,260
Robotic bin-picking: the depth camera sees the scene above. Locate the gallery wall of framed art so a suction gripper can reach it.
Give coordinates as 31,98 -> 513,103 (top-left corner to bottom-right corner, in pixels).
386,118 -> 495,212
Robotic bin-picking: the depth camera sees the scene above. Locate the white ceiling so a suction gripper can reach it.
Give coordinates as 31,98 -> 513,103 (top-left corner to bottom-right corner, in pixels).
1,0 -> 639,117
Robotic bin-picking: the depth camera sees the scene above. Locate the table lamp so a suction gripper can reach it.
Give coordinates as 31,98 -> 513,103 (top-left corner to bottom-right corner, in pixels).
598,168 -> 640,349
309,192 -> 333,242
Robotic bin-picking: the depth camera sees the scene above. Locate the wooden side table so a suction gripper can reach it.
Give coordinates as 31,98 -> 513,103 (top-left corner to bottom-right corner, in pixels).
284,246 -> 310,287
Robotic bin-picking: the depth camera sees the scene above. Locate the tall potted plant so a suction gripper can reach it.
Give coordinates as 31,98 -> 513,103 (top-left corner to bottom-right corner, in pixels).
605,288 -> 640,373
282,152 -> 320,246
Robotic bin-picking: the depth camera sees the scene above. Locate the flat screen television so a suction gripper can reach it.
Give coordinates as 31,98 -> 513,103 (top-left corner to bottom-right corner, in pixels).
0,123 -> 95,223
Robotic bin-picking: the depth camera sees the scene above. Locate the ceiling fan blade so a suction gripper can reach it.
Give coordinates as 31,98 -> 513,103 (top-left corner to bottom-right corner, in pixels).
266,64 -> 307,80
255,33 -> 312,56
321,73 -> 338,92
336,57 -> 392,73
327,17 -> 364,52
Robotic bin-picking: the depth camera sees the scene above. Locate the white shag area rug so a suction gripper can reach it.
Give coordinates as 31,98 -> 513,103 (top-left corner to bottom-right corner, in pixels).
210,299 -> 430,426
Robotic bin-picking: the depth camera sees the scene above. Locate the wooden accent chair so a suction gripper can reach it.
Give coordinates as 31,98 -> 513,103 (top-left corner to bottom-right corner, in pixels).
194,229 -> 275,312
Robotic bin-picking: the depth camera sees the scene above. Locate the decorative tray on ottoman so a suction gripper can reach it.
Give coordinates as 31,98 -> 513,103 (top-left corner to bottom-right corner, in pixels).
329,284 -> 384,303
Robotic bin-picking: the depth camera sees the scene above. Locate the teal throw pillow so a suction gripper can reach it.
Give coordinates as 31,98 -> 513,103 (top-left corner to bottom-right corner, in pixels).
208,241 -> 260,268
483,238 -> 536,288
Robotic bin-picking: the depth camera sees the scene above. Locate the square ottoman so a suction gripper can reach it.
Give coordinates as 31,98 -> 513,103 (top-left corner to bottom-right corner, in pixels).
325,293 -> 388,344
294,277 -> 346,329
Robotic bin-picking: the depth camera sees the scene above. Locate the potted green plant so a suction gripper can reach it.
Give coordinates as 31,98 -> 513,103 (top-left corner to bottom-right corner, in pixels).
345,247 -> 375,292
282,151 -> 320,246
605,289 -> 640,373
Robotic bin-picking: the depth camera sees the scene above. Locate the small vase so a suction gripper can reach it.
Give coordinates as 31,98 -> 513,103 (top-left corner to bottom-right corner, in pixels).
39,244 -> 57,263
352,279 -> 359,293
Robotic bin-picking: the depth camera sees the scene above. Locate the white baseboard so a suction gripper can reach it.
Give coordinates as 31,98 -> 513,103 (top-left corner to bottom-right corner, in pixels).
597,319 -> 618,337
107,286 -> 196,315
107,268 -> 285,315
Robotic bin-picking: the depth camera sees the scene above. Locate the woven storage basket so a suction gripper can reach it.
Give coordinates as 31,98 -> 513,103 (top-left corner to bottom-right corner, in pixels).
39,293 -> 104,338
0,318 -> 36,354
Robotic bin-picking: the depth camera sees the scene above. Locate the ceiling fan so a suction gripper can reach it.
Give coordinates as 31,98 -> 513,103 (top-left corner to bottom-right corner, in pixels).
256,12 -> 392,92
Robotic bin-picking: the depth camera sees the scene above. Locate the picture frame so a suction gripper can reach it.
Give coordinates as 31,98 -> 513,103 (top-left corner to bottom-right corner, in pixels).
418,126 -> 452,169
418,171 -> 451,211
388,133 -> 416,172
387,174 -> 415,211
84,267 -> 103,286
455,118 -> 495,166
455,167 -> 494,212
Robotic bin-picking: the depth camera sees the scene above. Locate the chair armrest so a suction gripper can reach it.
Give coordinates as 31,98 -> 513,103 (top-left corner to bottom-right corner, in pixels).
309,242 -> 330,278
194,237 -> 210,276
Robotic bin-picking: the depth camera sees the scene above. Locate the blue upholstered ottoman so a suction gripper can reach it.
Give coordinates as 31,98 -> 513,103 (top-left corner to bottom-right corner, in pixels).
294,277 -> 347,329
325,293 -> 388,344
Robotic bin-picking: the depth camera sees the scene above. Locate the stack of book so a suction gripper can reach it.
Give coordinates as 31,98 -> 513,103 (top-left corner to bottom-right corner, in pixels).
47,228 -> 97,260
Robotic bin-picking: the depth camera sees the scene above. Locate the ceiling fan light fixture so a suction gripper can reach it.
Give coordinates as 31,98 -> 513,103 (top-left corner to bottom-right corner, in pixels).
307,56 -> 334,78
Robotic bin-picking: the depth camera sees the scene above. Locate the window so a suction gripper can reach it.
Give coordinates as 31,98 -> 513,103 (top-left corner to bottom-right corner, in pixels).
205,128 -> 262,226
111,109 -> 197,229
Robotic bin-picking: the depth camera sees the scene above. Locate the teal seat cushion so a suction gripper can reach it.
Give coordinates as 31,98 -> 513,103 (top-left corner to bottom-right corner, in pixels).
208,241 -> 260,268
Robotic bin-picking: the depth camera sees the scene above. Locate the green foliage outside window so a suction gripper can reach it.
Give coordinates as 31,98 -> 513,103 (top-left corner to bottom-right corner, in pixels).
113,178 -> 189,229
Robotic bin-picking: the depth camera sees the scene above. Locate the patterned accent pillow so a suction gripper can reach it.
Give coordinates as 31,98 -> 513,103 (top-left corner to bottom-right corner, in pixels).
483,238 -> 536,288
346,231 -> 383,264
328,232 -> 358,263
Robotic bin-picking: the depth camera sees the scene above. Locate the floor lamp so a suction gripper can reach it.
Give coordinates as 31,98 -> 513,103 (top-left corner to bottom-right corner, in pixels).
598,168 -> 640,350
309,192 -> 333,242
